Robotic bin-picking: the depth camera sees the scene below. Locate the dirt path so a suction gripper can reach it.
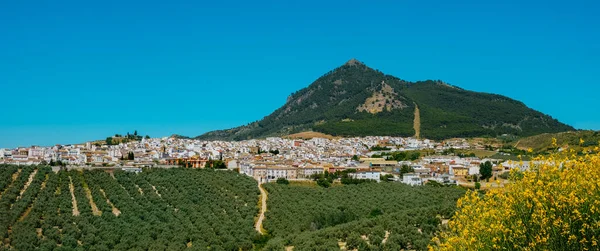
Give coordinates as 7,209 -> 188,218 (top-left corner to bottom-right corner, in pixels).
11,169 -> 21,181
18,207 -> 33,222
255,183 -> 267,234
18,174 -> 48,222
82,184 -> 101,216
15,169 -> 38,202
41,174 -> 48,190
69,176 -> 80,216
99,189 -> 121,216
382,230 -> 390,244
0,169 -> 22,199
151,185 -> 162,197
513,140 -> 521,148
413,104 -> 421,139
135,185 -> 144,195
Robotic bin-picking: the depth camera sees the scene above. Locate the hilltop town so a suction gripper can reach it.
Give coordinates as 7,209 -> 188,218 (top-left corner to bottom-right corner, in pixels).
0,134 -> 529,187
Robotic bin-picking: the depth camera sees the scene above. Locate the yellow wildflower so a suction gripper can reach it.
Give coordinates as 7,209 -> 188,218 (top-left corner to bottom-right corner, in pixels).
431,151 -> 600,250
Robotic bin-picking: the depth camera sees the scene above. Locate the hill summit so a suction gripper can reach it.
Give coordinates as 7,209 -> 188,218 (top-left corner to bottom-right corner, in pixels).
344,58 -> 363,66
197,60 -> 573,140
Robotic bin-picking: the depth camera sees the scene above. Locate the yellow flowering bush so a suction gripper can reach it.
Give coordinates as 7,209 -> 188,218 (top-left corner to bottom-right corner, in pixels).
431,150 -> 600,250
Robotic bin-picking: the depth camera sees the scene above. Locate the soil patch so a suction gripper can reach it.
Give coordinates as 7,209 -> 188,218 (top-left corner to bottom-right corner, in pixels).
100,189 -> 121,216
69,176 -> 80,216
413,104 -> 421,139
82,183 -> 102,216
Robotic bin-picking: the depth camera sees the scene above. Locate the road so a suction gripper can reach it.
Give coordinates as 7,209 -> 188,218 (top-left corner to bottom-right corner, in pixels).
255,183 -> 267,234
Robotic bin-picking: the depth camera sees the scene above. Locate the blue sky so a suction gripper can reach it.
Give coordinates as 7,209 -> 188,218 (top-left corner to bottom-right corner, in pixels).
1,0 -> 598,148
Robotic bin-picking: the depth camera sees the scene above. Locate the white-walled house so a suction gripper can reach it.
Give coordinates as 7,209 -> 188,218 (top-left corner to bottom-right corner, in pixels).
402,173 -> 423,186
469,166 -> 480,175
239,162 -> 253,176
425,174 -> 458,186
227,160 -> 238,170
297,166 -> 323,178
266,167 -> 297,180
67,148 -> 80,156
28,147 -> 45,158
501,160 -> 532,171
350,171 -> 381,182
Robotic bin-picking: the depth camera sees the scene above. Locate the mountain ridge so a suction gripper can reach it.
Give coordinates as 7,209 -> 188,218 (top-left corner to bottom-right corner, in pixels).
196,60 -> 573,140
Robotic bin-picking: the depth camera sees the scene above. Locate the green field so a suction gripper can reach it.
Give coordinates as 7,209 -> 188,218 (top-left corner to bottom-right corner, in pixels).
261,182 -> 465,250
454,149 -> 497,158
1,165 -> 466,250
0,166 -> 259,250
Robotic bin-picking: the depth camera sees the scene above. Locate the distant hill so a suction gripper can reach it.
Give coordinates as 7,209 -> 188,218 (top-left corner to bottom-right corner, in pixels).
170,134 -> 190,139
515,130 -> 600,152
197,59 -> 574,140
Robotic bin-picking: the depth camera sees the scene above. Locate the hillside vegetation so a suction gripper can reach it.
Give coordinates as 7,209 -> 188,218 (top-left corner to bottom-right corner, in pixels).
197,59 -> 572,141
515,130 -> 600,152
261,182 -> 465,250
284,131 -> 336,140
0,166 -> 259,250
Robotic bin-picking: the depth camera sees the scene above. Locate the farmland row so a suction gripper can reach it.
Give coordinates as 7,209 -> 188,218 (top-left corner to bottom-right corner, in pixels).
2,167 -> 260,250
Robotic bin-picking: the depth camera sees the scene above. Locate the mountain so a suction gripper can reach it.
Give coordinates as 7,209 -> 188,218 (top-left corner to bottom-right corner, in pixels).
196,59 -> 573,140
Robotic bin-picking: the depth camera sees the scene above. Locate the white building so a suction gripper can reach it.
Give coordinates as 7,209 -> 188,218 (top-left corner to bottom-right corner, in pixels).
298,166 -> 323,178
468,166 -> 480,175
402,173 -> 423,186
501,160 -> 532,171
239,162 -> 253,176
227,160 -> 238,170
67,149 -> 80,156
266,168 -> 295,180
28,147 -> 45,158
350,171 -> 381,182
425,174 -> 458,186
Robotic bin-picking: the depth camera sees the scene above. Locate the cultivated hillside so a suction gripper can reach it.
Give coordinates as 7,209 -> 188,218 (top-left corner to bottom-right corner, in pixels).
197,59 -> 573,140
261,182 -> 464,250
514,130 -> 600,151
1,166 -> 259,250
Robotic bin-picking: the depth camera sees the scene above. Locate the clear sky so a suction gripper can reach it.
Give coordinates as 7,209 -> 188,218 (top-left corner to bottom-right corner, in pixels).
1,0 -> 598,148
